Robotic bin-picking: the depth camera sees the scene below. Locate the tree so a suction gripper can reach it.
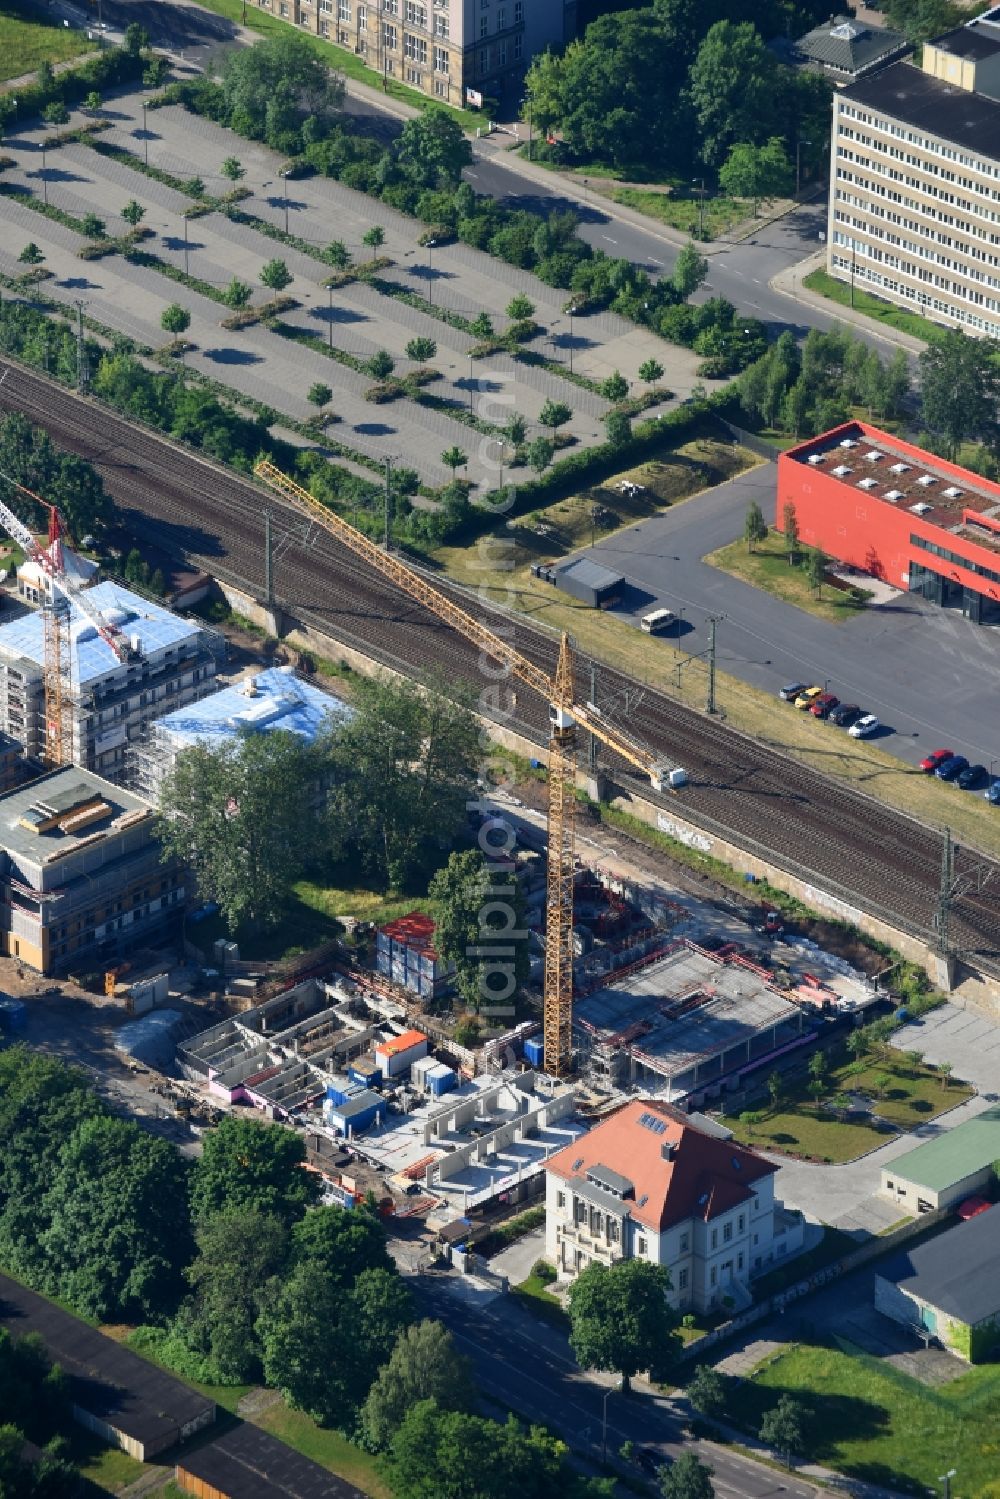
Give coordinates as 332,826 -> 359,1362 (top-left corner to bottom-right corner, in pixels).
939,1060 -> 954,1089
600,370 -> 629,403
903,1049 -> 924,1072
441,446 -> 467,476
291,1202 -> 393,1286
368,350 -> 395,380
38,1115 -> 191,1322
744,501 -> 767,553
766,1069 -> 783,1113
396,105 -> 472,188
218,30 -> 344,145
428,848 -> 531,1013
157,732 -> 322,930
307,381 -> 333,412
261,1264 -> 412,1426
160,303 -> 191,342
846,1028 -> 870,1061
406,336 -> 437,362
80,212 -> 106,239
325,239 -> 352,269
173,1209 -> 287,1383
84,90 -> 102,117
223,276 -> 253,310
806,547 -> 827,598
506,413 -> 526,444
759,1393 -> 806,1468
686,1363 -> 726,1422
781,499 -> 799,563
390,1401 -> 586,1499
738,1110 -> 762,1140
919,329 -> 1000,459
807,1078 -> 825,1110
17,243 -> 44,266
506,294 -> 535,322
471,312 -> 494,339
326,673 -> 479,890
121,199 -> 145,229
527,435 -> 555,474
567,1260 -> 681,1391
184,176 -> 206,198
719,138 -> 793,217
42,100 -> 69,127
190,1115 -> 319,1227
660,1452 -> 715,1499
873,1073 -> 893,1100
220,155 -> 245,183
259,257 -> 292,305
124,20 -> 149,55
807,1050 -> 826,1083
689,22 -> 782,168
671,242 -> 709,300
363,225 -> 386,252
362,1319 -> 473,1451
539,399 -> 572,430
604,409 -> 632,447
639,357 -> 665,385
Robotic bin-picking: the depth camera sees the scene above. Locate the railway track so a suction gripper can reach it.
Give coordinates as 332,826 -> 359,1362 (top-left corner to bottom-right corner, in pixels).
2,363 -> 999,975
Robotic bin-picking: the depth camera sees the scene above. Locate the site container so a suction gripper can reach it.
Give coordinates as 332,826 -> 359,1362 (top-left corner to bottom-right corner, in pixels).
374,1028 -> 428,1078
426,1063 -> 456,1097
0,997 -> 26,1032
349,1059 -> 382,1087
325,1088 -> 387,1137
524,1036 -> 544,1068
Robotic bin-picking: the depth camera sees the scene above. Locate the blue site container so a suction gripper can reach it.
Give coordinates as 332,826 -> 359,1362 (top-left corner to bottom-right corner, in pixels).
326,1082 -> 350,1106
349,1063 -> 382,1087
524,1036 -> 544,1068
427,1064 -> 456,1097
0,997 -> 26,1032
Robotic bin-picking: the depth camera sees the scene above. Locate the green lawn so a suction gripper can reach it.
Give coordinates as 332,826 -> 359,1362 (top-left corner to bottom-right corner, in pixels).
802,268 -> 946,344
706,533 -> 872,624
726,1050 -> 972,1164
255,1405 -> 394,1498
511,1269 -> 569,1330
728,1342 -> 1000,1495
611,185 -> 746,241
186,0 -> 481,130
67,1428 -> 144,1494
0,1 -> 94,83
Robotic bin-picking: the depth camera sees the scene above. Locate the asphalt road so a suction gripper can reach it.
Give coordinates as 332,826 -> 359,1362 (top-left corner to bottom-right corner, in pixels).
415,1274 -> 820,1499
574,464 -> 1000,775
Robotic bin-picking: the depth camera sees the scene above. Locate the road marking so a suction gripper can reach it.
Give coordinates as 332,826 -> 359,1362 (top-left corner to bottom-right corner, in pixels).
602,235 -> 618,244
730,267 -> 744,277
467,172 -> 480,179
752,277 -> 762,284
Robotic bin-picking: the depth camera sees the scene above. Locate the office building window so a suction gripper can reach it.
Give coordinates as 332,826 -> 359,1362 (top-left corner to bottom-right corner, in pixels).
434,43 -> 448,71
678,1268 -> 688,1290
383,21 -> 396,46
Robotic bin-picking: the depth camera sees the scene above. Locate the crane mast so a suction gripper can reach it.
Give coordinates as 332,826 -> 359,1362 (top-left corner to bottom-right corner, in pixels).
254,459 -> 675,1075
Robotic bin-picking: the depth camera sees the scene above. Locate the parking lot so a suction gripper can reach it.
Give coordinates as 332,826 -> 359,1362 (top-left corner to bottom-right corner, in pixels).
575,462 -> 1000,772
0,88 -> 702,488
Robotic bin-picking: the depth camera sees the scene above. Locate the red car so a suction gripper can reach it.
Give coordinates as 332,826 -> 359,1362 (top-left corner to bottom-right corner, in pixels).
920,748 -> 954,773
957,1196 -> 992,1221
809,692 -> 839,718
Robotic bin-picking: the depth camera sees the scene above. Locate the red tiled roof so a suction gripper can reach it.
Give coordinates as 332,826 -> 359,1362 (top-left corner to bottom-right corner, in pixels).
546,1099 -> 775,1233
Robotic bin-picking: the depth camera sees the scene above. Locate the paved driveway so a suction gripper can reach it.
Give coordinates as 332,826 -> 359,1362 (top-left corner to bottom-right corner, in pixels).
578,463 -> 1000,769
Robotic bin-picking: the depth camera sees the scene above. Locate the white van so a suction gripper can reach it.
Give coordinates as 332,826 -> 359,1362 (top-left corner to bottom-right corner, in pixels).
640,607 -> 675,635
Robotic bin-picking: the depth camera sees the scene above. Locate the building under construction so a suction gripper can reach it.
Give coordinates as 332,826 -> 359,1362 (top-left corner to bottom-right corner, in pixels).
0,583 -> 221,780
0,767 -> 184,974
131,666 -> 352,800
576,941 -> 811,1106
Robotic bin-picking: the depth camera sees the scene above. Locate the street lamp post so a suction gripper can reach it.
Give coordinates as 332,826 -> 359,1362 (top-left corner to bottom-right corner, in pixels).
693,177 -> 705,240
939,1470 -> 957,1499
183,214 -> 189,276
328,283 -> 334,350
280,171 -> 289,235
40,138 -> 48,206
427,238 -> 435,305
468,352 -> 474,413
601,1384 -> 620,1465
796,138 -> 811,198
523,96 -> 533,160
568,305 -> 574,375
141,99 -> 149,167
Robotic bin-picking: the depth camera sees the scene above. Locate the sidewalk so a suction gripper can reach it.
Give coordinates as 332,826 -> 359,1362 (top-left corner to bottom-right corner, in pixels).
770,250 -> 926,356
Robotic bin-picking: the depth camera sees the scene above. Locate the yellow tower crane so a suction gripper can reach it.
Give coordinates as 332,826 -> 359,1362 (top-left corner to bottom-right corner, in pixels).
254,459 -> 676,1075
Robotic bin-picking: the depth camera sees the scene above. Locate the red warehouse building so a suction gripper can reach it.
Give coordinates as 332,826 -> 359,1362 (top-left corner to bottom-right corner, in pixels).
776,421 -> 1000,625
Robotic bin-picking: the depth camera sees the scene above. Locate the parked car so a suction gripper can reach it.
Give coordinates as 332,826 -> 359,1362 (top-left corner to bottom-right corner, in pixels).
809,692 -> 839,718
794,685 -> 823,710
957,1196 -> 992,1221
829,702 -> 861,727
936,754 -> 969,781
920,747 -> 954,773
849,713 -> 880,738
957,763 -> 988,790
779,681 -> 809,702
986,780 -> 1000,805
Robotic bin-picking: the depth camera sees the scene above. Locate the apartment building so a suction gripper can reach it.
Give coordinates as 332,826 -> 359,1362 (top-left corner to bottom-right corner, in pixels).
545,1100 -> 803,1312
828,6 -> 1000,336
0,582 -> 220,780
250,0 -> 576,107
0,770 -> 184,974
